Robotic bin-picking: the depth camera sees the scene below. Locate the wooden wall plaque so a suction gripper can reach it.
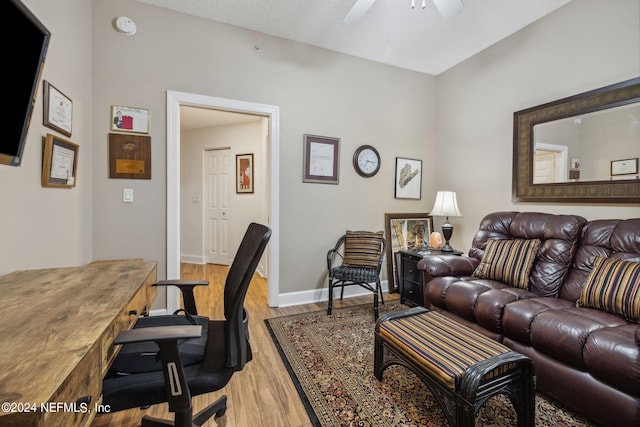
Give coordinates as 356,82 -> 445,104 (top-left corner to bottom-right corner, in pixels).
109,133 -> 151,179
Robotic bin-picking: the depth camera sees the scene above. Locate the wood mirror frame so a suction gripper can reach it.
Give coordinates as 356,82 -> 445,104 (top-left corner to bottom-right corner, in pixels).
513,77 -> 640,203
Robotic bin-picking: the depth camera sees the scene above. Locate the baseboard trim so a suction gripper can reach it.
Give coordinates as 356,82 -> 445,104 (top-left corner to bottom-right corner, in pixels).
276,280 -> 390,308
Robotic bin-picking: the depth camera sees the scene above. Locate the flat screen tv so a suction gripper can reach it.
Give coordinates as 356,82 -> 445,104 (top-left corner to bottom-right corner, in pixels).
1,0 -> 50,167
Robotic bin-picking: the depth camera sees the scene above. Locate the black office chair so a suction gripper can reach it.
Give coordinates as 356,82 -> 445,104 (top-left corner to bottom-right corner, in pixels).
327,230 -> 386,319
102,222 -> 271,427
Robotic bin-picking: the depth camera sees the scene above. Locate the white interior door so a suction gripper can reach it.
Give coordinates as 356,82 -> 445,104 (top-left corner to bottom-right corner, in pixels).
205,148 -> 231,265
533,150 -> 556,183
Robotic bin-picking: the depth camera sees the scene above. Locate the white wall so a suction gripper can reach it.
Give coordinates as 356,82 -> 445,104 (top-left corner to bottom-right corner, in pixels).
435,0 -> 640,252
0,0 -> 92,275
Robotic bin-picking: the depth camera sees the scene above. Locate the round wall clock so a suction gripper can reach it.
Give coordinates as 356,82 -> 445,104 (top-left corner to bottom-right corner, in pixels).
353,145 -> 381,177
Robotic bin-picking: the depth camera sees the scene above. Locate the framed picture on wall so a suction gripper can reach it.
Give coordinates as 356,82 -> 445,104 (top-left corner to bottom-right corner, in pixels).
108,133 -> 151,179
111,105 -> 150,134
384,213 -> 433,292
42,133 -> 78,188
236,153 -> 254,193
43,81 -> 73,137
394,157 -> 422,199
303,134 -> 340,184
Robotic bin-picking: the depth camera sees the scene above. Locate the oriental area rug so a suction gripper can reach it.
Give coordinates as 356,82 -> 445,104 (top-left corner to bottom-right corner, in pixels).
265,301 -> 595,427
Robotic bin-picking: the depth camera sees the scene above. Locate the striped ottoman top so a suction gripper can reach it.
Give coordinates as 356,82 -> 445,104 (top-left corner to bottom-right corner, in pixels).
378,310 -> 513,390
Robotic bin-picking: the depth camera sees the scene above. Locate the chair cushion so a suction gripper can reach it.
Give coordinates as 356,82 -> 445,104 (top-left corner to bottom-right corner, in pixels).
110,314 -> 208,374
578,257 -> 640,322
343,230 -> 384,269
472,238 -> 541,289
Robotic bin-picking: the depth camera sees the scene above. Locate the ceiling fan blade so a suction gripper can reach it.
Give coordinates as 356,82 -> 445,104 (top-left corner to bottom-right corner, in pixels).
432,0 -> 463,19
343,0 -> 377,24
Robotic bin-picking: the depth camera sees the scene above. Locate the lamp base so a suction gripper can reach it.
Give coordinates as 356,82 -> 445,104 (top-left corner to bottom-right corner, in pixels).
441,220 -> 454,252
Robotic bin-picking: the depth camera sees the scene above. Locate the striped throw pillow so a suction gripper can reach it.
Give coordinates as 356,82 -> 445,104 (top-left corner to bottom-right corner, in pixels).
578,257 -> 640,322
343,230 -> 384,269
472,238 -> 541,289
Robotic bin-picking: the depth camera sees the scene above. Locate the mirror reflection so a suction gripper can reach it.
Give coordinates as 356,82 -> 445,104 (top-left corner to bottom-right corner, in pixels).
533,103 -> 640,183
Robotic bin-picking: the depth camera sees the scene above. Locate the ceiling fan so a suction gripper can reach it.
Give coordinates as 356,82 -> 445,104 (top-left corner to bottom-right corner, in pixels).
343,0 -> 464,24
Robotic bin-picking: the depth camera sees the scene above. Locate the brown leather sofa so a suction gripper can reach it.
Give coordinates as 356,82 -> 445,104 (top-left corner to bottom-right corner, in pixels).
416,211 -> 640,427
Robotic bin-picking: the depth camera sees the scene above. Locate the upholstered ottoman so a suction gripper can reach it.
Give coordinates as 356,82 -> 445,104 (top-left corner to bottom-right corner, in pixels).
374,307 -> 535,427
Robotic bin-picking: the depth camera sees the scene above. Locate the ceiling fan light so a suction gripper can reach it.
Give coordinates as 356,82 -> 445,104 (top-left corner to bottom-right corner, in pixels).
433,0 -> 463,19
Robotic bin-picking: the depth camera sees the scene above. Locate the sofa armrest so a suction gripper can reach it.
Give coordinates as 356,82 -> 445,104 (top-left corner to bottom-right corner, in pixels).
417,255 -> 479,279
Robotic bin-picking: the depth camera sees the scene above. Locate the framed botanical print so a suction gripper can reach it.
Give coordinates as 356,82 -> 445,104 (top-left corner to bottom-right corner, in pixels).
395,157 -> 422,199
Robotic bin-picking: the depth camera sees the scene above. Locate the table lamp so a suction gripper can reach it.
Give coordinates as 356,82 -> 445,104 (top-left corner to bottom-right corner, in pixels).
429,191 -> 462,252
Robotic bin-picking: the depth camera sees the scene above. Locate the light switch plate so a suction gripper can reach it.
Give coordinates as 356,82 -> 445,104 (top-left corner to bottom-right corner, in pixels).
123,188 -> 134,203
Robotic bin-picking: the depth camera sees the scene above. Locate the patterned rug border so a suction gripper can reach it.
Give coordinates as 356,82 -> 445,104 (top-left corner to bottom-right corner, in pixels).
265,310 -> 324,427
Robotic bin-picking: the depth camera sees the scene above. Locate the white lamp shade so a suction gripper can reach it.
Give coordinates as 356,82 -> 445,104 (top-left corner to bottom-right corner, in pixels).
430,191 -> 462,217
432,0 -> 463,19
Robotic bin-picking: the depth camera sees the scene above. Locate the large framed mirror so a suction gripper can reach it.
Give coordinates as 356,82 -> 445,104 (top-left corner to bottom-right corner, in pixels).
513,77 -> 640,203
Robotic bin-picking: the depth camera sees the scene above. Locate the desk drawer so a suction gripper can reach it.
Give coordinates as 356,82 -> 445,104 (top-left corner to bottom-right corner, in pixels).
100,284 -> 148,375
402,279 -> 423,307
43,344 -> 101,427
402,257 -> 422,283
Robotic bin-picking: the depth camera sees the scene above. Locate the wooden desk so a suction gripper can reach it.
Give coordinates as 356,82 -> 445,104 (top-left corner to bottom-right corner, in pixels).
0,259 -> 157,427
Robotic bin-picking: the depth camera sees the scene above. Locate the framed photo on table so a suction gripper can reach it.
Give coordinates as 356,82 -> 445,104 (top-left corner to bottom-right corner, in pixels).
384,213 -> 433,292
111,105 -> 150,134
236,153 -> 254,193
43,81 -> 73,137
395,157 -> 422,199
303,134 -> 340,184
42,133 -> 78,188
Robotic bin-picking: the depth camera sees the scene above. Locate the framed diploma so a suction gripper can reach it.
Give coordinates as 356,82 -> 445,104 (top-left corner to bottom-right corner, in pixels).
303,134 -> 340,184
611,158 -> 638,176
42,133 -> 78,188
43,81 -> 73,137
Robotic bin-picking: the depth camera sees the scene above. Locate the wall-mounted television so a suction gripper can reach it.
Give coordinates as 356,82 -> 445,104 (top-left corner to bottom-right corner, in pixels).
1,0 -> 50,167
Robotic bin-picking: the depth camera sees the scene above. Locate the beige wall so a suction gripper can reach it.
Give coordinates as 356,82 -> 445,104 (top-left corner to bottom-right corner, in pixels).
0,0 -> 92,276
91,0 -> 438,299
0,0 -> 637,306
435,0 -> 640,252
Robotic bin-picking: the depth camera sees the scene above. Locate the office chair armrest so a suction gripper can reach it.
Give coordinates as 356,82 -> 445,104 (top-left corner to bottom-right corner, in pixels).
154,280 -> 209,315
115,325 -> 203,345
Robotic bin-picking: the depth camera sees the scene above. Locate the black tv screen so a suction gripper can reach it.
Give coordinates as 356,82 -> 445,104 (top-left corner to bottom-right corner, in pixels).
1,0 -> 50,167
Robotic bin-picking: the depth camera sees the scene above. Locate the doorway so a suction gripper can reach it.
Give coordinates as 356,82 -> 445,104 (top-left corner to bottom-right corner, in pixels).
166,91 -> 280,313
533,142 -> 568,183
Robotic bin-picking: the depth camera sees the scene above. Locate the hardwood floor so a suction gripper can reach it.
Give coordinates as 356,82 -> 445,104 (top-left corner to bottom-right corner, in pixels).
92,263 -> 397,427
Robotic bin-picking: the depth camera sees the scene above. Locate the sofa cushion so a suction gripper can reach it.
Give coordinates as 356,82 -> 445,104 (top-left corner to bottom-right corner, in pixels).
529,306 -> 628,369
472,238 -> 541,289
343,230 -> 384,268
584,324 -> 640,397
578,257 -> 640,322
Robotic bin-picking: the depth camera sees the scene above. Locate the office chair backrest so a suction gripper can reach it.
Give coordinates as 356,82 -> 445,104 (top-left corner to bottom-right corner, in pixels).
223,222 -> 272,369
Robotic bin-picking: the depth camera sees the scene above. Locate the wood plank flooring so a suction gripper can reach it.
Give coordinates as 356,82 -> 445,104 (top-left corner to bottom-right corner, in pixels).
92,263 -> 397,427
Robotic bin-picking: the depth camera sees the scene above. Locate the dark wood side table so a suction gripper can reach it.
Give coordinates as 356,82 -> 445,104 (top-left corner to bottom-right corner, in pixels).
399,248 -> 463,307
